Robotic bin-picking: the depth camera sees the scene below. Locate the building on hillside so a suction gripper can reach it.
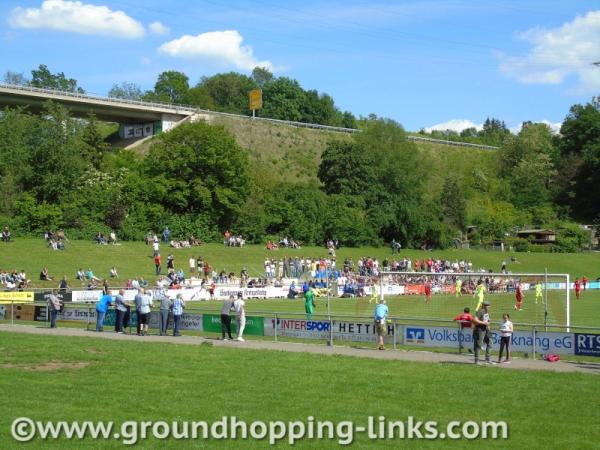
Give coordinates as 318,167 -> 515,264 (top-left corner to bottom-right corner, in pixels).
515,229 -> 556,244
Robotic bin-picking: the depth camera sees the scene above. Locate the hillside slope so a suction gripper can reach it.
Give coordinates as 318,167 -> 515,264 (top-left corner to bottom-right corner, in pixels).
129,114 -> 499,192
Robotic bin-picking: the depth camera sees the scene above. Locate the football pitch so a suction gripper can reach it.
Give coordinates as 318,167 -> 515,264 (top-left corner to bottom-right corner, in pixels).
0,332 -> 598,448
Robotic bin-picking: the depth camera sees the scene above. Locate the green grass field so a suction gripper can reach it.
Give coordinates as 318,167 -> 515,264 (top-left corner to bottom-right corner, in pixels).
0,332 -> 598,449
1,239 -> 599,328
1,239 -> 598,287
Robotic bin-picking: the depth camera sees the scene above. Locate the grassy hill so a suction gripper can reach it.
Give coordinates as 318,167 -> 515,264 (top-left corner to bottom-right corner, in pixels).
127,114 -> 499,191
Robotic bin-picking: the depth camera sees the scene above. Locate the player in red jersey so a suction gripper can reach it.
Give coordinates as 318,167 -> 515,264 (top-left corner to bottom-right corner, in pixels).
514,282 -> 523,311
574,278 -> 582,299
424,280 -> 432,304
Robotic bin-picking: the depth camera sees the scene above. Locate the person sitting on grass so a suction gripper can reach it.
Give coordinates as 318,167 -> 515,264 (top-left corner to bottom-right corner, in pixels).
40,266 -> 54,281
86,269 -> 101,284
110,266 -> 118,278
76,268 -> 85,281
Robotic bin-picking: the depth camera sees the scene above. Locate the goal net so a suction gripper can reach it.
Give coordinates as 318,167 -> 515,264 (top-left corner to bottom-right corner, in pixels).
378,271 -> 571,330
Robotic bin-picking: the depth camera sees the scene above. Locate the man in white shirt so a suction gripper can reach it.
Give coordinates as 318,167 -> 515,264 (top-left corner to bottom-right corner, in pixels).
189,257 -> 196,276
233,292 -> 246,341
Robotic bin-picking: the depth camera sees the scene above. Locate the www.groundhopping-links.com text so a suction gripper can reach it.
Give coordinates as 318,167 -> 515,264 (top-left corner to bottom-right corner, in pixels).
11,416 -> 509,445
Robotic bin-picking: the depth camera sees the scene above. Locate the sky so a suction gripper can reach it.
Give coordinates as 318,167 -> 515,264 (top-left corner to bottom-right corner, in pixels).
1,0 -> 600,132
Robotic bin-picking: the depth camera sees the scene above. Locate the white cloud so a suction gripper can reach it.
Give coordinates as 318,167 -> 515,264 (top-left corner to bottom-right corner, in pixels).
8,0 -> 145,39
158,30 -> 273,71
149,21 -> 169,36
424,119 -> 482,133
498,10 -> 600,93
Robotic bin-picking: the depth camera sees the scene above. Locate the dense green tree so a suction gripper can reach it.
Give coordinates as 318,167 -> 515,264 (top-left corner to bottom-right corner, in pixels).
558,102 -> 600,219
261,77 -> 306,121
198,72 -> 257,114
30,64 -> 84,93
144,122 -> 250,229
149,71 -> 189,103
441,177 -> 467,230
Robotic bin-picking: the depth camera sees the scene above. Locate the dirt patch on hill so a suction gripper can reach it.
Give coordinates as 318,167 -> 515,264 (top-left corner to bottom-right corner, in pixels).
0,361 -> 90,371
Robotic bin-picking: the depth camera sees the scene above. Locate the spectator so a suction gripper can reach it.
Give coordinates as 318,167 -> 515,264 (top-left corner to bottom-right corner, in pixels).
162,226 -> 170,243
58,275 -> 69,294
86,269 -> 101,283
221,295 -> 235,340
189,256 -> 196,275
1,226 -> 10,242
172,294 -> 185,336
138,289 -> 153,336
158,292 -> 172,336
472,301 -> 493,365
114,289 -> 129,333
453,307 -> 473,354
95,292 -> 113,332
76,268 -> 85,281
109,266 -> 118,278
154,254 -> 162,275
233,292 -> 246,342
108,231 -> 117,245
153,240 -> 160,257
40,266 -> 54,281
47,290 -> 63,329
497,313 -> 513,364
374,298 -> 389,350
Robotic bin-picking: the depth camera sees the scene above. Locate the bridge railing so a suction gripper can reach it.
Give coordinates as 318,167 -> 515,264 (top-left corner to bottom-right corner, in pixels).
0,82 -> 500,146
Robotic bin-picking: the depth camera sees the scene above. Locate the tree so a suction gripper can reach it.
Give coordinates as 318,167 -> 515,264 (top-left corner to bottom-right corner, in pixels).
261,77 -> 305,121
108,82 -> 143,100
184,85 -> 216,109
151,71 -> 189,103
478,117 -> 510,146
251,66 -> 273,87
558,102 -> 600,219
3,70 -> 29,85
318,140 -> 376,197
81,114 -> 111,169
144,122 -> 250,229
198,72 -> 257,114
441,177 -> 466,230
30,64 -> 84,93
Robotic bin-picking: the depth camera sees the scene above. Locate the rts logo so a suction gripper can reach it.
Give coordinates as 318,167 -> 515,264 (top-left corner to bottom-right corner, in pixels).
406,327 -> 425,343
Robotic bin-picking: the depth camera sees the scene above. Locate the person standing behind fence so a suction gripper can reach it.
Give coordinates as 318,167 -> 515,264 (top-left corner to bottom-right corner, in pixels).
374,298 -> 389,351
95,292 -> 113,332
114,289 -> 128,333
453,307 -> 473,354
172,294 -> 185,336
138,289 -> 153,336
158,292 -> 172,336
497,313 -> 513,364
455,278 -> 462,298
472,301 -> 494,365
134,289 -> 143,335
221,295 -> 235,340
233,292 -> 246,342
48,290 -> 63,329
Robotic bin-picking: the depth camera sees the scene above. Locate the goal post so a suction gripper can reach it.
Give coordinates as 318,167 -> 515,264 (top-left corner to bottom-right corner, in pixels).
378,271 -> 571,330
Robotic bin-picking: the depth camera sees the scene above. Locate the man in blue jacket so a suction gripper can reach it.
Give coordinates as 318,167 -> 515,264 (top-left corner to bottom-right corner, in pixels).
96,293 -> 113,332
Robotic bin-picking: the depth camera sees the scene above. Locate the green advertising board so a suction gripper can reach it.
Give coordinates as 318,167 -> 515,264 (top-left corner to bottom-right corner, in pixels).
202,314 -> 264,336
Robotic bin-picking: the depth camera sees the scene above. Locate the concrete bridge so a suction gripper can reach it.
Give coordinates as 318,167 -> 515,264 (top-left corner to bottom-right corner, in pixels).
0,83 -> 207,137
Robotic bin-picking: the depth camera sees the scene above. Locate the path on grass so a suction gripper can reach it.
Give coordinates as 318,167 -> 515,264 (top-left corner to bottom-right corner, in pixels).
1,324 -> 598,376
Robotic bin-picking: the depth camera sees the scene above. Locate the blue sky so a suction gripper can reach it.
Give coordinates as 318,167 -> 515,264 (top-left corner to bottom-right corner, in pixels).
1,0 -> 600,131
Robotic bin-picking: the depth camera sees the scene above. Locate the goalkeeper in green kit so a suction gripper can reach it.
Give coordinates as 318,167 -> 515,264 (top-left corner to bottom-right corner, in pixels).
474,280 -> 486,311
305,288 -> 316,319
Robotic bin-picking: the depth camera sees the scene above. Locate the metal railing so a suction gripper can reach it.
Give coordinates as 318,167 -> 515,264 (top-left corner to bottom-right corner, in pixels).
3,301 -> 598,360
1,82 -> 502,146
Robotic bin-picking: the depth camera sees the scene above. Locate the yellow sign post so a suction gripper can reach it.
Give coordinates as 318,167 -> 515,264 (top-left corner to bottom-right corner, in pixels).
249,89 -> 262,118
